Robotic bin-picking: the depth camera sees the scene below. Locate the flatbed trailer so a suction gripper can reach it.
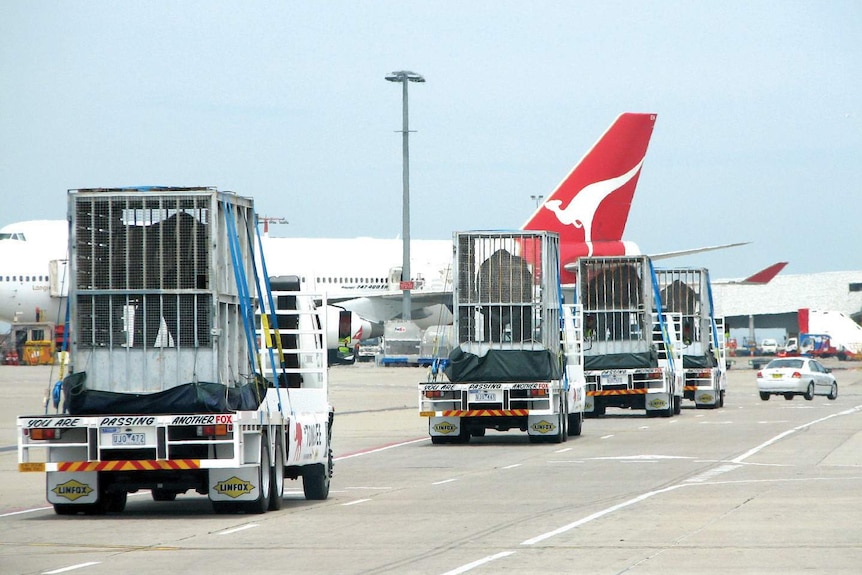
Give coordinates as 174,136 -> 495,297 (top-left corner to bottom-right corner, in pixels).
419,230 -> 585,443
17,187 -> 332,514
656,267 -> 727,408
578,256 -> 684,417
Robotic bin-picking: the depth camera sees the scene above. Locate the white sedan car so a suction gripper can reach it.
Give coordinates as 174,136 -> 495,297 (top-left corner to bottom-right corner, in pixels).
756,357 -> 838,401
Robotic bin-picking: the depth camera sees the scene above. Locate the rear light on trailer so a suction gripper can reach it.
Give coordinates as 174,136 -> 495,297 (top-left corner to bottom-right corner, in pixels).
644,370 -> 664,380
196,424 -> 230,437
530,388 -> 549,397
424,390 -> 442,398
29,428 -> 62,440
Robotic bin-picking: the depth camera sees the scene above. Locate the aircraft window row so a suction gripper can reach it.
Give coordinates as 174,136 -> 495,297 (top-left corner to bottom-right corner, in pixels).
0,232 -> 26,241
316,277 -> 387,284
1,275 -> 47,282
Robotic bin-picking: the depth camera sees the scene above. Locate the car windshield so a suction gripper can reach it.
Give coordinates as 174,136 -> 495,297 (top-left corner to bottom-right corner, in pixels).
766,359 -> 804,369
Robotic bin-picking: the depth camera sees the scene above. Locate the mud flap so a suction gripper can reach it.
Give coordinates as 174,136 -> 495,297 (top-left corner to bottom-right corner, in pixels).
645,392 -> 671,414
47,471 -> 99,505
209,467 -> 261,502
429,417 -> 461,437
694,390 -> 718,407
527,414 -> 560,437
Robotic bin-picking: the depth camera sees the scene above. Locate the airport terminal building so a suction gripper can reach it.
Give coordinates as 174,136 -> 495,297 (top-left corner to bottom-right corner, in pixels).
712,270 -> 862,333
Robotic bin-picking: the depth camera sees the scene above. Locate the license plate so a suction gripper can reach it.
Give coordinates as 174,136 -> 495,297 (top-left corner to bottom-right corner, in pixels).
771,373 -> 783,379
601,373 -> 626,386
470,390 -> 498,402
112,433 -> 146,446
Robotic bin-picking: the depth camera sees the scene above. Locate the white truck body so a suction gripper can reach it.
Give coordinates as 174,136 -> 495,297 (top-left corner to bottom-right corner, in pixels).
578,256 -> 684,417
419,231 -> 585,443
17,187 -> 332,514
655,267 -> 727,409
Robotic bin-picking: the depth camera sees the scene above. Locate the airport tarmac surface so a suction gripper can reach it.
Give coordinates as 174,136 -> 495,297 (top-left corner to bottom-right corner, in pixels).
1,359 -> 861,574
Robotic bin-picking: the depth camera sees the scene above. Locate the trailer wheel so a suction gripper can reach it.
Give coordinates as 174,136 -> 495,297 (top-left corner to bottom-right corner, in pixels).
719,390 -> 726,407
53,504 -> 78,515
268,439 -> 284,511
431,435 -> 448,445
568,412 -> 583,437
303,448 -> 332,500
244,437 -> 272,514
673,396 -> 681,415
152,489 -> 178,502
552,400 -> 566,443
105,491 -> 127,513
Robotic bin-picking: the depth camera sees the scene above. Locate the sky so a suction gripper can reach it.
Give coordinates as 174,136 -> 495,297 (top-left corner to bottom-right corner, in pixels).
1,1 -> 860,280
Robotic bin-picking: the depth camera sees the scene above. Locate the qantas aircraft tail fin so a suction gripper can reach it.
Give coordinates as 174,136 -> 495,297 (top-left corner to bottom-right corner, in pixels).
522,113 -> 657,251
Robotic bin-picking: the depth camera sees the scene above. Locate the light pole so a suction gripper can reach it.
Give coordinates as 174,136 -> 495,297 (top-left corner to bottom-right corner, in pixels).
385,70 -> 425,322
531,194 -> 544,209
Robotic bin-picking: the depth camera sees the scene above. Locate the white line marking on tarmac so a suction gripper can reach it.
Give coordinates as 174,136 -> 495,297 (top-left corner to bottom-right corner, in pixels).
502,463 -> 522,469
218,524 -> 259,535
732,404 -> 862,464
521,484 -> 685,545
0,505 -> 52,518
43,563 -> 101,574
440,551 -> 516,575
555,447 -> 573,453
335,437 -> 429,461
519,405 -> 862,546
433,478 -> 458,485
600,434 -> 614,439
342,498 -> 371,506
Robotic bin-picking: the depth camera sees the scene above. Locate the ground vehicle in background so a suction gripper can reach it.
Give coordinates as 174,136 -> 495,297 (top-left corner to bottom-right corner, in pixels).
356,337 -> 382,362
380,320 -> 422,366
578,256 -> 683,417
760,338 -> 779,355
799,333 -> 838,358
419,230 -> 585,443
655,268 -> 727,409
17,187 -> 333,515
418,324 -> 455,367
756,357 -> 837,401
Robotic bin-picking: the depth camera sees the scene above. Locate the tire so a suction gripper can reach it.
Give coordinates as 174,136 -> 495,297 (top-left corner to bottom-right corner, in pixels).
673,396 -> 681,415
784,393 -> 794,400
471,427 -> 486,437
804,382 -> 814,401
152,489 -> 177,502
551,400 -> 566,443
244,436 -> 272,514
719,390 -> 726,408
431,435 -> 448,445
53,504 -> 78,515
759,392 -> 770,401
105,491 -> 127,513
568,412 -> 583,437
303,448 -> 332,500
212,500 -> 242,514
268,439 -> 284,511
828,382 -> 838,400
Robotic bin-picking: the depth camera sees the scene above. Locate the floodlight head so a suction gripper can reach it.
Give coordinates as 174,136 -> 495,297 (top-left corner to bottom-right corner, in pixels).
385,70 -> 425,83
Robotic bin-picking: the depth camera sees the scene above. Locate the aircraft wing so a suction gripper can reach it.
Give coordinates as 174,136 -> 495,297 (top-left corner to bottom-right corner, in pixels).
647,241 -> 751,261
713,262 -> 788,285
324,291 -> 453,330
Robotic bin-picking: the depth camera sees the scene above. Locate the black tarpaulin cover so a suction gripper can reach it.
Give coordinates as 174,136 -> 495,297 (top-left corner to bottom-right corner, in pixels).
444,346 -> 561,383
583,349 -> 658,370
682,353 -> 718,369
63,371 -> 268,415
